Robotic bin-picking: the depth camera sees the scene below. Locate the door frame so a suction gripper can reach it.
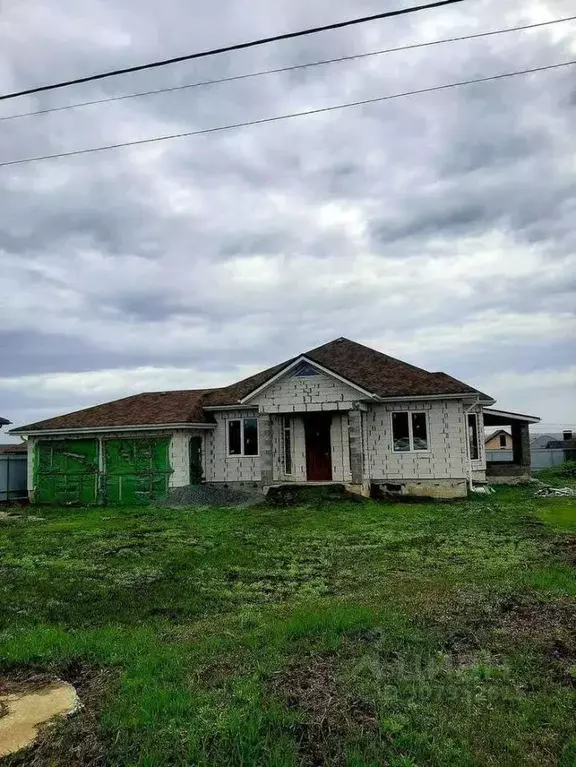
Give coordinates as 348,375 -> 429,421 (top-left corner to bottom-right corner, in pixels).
304,414 -> 333,482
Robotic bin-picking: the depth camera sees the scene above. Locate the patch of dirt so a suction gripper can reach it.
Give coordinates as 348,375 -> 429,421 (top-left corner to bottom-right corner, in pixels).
192,659 -> 238,690
552,534 -> 576,567
498,597 -> 576,658
0,661 -> 119,767
496,595 -> 576,685
270,654 -> 377,766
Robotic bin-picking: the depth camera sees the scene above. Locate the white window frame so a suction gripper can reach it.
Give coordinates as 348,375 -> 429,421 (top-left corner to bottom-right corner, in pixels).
227,417 -> 259,458
467,413 -> 480,462
283,416 -> 293,475
391,411 -> 430,453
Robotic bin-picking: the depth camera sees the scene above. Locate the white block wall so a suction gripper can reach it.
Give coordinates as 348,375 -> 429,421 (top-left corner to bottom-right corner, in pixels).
331,413 -> 352,482
252,369 -> 361,413
364,400 -> 468,480
204,410 -> 261,482
169,429 -> 208,488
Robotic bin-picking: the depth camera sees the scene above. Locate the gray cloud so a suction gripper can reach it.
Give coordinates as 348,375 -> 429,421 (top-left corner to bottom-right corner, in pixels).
1,0 -> 575,431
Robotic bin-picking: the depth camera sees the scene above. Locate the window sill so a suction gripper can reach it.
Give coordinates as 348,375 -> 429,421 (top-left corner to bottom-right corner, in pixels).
227,454 -> 260,459
392,450 -> 432,455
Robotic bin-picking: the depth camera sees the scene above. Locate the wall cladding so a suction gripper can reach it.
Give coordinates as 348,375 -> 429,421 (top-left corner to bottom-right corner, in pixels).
364,400 -> 468,480
204,410 -> 261,482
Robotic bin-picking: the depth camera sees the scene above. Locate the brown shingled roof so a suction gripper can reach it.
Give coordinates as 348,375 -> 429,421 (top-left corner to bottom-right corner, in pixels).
305,338 -> 482,399
13,338 -> 491,433
15,390 -> 214,432
0,443 -> 27,454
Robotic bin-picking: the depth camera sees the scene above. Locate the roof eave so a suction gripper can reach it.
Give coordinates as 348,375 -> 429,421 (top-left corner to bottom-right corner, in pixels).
10,422 -> 216,437
482,408 -> 541,424
373,392 -> 494,404
203,404 -> 258,411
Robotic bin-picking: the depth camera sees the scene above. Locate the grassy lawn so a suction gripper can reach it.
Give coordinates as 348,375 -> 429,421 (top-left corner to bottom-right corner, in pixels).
1,489 -> 575,766
536,463 -> 576,492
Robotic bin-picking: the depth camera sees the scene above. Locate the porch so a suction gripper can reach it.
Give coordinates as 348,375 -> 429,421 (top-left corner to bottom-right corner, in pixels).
258,408 -> 364,486
483,408 -> 540,482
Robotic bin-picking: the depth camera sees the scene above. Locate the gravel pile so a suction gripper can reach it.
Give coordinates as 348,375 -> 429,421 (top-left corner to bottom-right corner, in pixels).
157,484 -> 264,508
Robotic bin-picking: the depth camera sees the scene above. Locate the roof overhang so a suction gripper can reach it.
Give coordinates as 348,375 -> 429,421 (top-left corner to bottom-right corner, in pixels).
203,404 -> 259,412
10,422 -> 216,437
483,408 -> 541,426
239,356 -> 377,404
373,393 -> 493,404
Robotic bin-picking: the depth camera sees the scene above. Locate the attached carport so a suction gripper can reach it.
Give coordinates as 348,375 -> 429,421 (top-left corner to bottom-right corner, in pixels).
483,408 -> 541,481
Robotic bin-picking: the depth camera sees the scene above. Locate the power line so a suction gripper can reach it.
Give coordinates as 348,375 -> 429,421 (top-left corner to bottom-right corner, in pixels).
2,14 -> 574,123
1,59 -> 573,169
0,0 -> 465,103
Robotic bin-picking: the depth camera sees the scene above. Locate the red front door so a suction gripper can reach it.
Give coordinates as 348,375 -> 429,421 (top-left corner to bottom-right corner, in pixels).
305,415 -> 333,481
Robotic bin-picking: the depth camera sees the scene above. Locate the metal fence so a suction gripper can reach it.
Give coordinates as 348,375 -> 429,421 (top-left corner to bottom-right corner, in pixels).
485,450 -> 514,463
532,448 -> 576,471
486,448 -> 576,471
0,454 -> 28,501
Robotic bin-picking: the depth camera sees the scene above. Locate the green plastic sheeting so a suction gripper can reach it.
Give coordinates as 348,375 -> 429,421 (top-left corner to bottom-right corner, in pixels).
104,438 -> 172,505
34,437 -> 173,506
34,439 -> 99,505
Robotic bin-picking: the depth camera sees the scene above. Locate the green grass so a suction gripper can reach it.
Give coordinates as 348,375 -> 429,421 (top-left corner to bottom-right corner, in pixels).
0,489 -> 575,766
536,461 -> 576,490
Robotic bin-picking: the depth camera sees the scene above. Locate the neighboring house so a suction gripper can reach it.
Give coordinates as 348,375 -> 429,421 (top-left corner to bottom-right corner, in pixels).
531,433 -> 565,450
530,430 -> 576,470
10,338 -> 539,504
485,429 -> 512,450
0,443 -> 27,454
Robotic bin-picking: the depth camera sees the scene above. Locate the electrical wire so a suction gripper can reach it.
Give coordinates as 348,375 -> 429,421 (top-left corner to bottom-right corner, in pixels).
1,59 -> 573,169
0,0 -> 465,102
2,14 -> 573,123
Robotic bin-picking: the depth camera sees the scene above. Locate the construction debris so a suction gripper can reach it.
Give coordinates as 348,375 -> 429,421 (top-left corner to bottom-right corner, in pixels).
535,486 -> 576,498
471,486 -> 496,495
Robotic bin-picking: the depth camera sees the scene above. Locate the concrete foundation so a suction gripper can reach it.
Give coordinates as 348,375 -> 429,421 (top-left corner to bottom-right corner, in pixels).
372,479 -> 468,500
486,463 -> 530,479
345,482 -> 372,498
487,475 -> 532,485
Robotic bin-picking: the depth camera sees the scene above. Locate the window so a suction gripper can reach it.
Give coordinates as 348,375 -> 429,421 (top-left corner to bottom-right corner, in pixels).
283,416 -> 292,475
292,361 -> 320,377
499,433 -> 507,449
228,418 -> 259,456
468,414 -> 479,460
392,412 -> 429,452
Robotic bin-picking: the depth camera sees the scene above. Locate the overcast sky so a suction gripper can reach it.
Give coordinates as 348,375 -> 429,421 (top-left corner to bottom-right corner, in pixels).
1,0 -> 575,437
